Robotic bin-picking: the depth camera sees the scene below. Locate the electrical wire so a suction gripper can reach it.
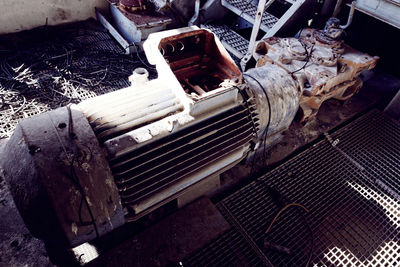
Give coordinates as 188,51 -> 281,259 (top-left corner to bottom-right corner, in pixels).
290,42 -> 315,75
265,203 -> 309,233
243,73 -> 271,175
131,43 -> 157,70
264,196 -> 314,267
66,105 -> 99,238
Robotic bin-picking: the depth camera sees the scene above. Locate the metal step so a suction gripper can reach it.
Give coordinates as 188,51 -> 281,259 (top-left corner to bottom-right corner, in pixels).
263,0 -> 306,38
201,24 -> 249,59
221,0 -> 279,33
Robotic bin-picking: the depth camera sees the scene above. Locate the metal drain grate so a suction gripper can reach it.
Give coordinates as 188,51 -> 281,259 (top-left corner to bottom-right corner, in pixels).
183,109 -> 400,266
331,110 -> 400,199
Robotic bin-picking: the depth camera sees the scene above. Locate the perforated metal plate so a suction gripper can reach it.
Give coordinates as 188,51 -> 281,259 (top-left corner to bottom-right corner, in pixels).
183,109 -> 400,266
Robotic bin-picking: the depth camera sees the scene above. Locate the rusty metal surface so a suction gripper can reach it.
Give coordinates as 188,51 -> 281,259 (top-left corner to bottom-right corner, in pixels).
244,64 -> 299,144
120,0 -> 147,12
159,29 -> 242,97
254,28 -> 379,122
1,106 -> 124,248
117,6 -> 171,26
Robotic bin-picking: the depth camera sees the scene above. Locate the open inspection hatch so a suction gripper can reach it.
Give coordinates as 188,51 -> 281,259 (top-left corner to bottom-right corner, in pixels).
159,29 -> 241,96
182,109 -> 400,267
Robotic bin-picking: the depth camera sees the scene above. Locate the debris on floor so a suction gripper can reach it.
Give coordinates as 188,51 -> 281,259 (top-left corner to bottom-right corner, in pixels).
0,19 -> 155,139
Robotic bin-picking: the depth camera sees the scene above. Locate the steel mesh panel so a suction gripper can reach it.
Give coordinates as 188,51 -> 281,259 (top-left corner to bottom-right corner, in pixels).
184,109 -> 400,266
331,110 -> 400,198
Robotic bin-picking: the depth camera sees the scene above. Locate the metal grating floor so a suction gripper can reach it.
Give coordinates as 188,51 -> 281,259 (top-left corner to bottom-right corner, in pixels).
222,0 -> 279,32
201,24 -> 249,58
183,109 -> 400,266
0,20 -> 154,138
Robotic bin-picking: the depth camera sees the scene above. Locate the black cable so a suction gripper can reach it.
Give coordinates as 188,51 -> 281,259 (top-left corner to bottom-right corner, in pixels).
243,73 -> 271,175
290,42 -> 315,75
132,43 -> 157,70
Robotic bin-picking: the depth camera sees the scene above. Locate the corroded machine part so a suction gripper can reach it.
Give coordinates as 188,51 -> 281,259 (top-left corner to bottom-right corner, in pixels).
120,0 -> 147,12
254,28 -> 379,122
109,0 -> 172,45
244,64 -> 299,145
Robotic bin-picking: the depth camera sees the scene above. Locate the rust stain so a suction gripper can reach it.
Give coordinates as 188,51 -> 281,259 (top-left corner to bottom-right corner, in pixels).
53,8 -> 69,21
255,28 -> 378,123
158,29 -> 241,97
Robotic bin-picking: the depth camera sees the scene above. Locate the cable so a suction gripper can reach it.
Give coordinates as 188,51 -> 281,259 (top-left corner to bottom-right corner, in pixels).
66,105 -> 99,238
264,194 -> 314,267
265,203 -> 309,233
290,42 -> 315,75
131,43 -> 157,70
243,73 -> 271,174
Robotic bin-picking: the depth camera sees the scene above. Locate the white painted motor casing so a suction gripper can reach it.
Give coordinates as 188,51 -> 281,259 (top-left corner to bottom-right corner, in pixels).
78,27 -> 264,220
2,27 -> 300,250
77,27 -> 300,220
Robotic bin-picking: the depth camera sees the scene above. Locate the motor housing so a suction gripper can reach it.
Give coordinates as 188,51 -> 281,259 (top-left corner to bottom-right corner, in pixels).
1,27 -> 299,248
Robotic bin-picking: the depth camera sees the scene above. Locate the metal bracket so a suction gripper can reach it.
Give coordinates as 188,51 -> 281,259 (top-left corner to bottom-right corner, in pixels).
240,0 -> 269,71
340,1 -> 356,29
95,8 -> 134,55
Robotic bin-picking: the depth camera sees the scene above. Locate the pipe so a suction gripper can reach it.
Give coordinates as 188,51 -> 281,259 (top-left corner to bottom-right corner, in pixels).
340,1 -> 356,29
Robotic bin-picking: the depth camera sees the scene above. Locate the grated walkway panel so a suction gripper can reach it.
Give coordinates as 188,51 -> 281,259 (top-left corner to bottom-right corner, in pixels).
183,109 -> 400,266
221,0 -> 279,33
201,24 -> 249,58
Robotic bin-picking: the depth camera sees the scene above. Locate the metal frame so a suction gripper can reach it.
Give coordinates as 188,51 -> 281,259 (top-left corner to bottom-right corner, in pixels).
263,0 -> 307,38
